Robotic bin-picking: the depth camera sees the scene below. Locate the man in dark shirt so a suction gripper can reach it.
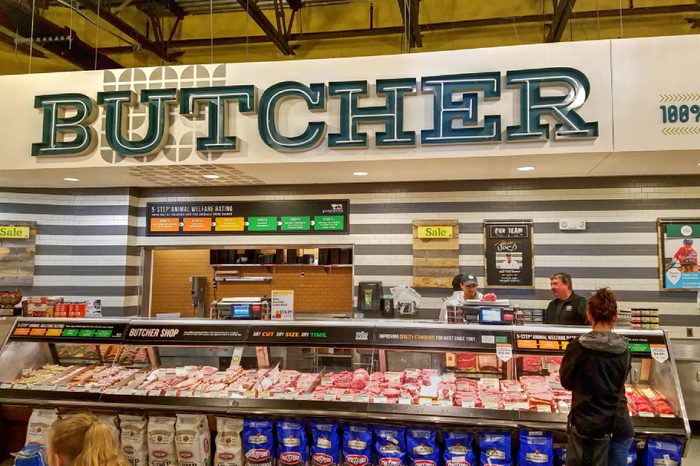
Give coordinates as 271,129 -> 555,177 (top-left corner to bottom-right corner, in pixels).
545,272 -> 588,325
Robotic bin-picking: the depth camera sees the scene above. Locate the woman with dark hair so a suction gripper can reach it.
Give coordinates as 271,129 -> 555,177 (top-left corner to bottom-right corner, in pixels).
560,287 -> 633,466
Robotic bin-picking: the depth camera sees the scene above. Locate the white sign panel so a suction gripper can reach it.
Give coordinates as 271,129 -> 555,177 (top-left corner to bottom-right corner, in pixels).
271,290 -> 294,320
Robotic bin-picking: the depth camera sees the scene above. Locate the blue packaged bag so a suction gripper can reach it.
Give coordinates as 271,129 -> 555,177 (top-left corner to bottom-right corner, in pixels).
478,432 -> 512,466
645,438 -> 682,466
343,425 -> 373,466
517,430 -> 552,465
243,419 -> 275,466
627,442 -> 637,465
12,445 -> 47,466
553,446 -> 566,466
278,420 -> 309,466
406,428 -> 439,466
311,422 -> 341,466
374,426 -> 406,466
442,431 -> 476,466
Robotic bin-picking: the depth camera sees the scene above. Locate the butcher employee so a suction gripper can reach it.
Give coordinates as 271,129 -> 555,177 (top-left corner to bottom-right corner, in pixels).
545,272 -> 588,325
439,273 -> 483,322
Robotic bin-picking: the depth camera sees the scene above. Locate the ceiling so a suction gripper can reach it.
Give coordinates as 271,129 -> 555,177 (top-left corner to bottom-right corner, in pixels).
0,0 -> 697,187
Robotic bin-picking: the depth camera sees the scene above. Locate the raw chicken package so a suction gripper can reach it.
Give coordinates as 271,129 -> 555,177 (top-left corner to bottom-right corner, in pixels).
374,426 -> 406,466
26,409 -> 59,447
343,424 -> 373,466
310,421 -> 340,466
175,414 -> 211,466
406,428 -> 438,466
517,430 -> 552,466
277,420 -> 308,466
644,438 -> 682,466
478,432 -> 512,466
215,418 -> 244,466
120,414 -> 149,466
442,431 -> 475,466
243,419 -> 275,466
148,416 -> 178,466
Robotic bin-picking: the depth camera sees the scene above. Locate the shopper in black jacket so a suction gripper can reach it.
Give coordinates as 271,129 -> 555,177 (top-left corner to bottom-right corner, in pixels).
560,287 -> 633,466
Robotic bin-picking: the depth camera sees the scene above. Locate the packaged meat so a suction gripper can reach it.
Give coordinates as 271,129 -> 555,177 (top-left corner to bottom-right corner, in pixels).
442,431 -> 475,466
175,414 -> 211,466
310,421 -> 340,466
215,418 -> 244,466
148,416 -> 178,466
120,414 -> 148,466
343,425 -> 372,466
517,430 -> 552,466
406,428 -> 438,466
243,420 -> 275,466
26,409 -> 58,447
374,425 -> 406,466
277,420 -> 308,466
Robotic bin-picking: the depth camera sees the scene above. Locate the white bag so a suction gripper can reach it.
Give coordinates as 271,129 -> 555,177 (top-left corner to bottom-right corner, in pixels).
120,414 -> 149,466
26,409 -> 58,447
148,416 -> 177,466
215,418 -> 244,466
176,414 -> 211,466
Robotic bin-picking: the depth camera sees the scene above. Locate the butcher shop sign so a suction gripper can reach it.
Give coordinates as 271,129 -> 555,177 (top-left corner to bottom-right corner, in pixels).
31,67 -> 597,158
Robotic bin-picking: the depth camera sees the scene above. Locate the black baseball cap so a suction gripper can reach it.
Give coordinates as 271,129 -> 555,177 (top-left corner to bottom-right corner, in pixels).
462,274 -> 478,286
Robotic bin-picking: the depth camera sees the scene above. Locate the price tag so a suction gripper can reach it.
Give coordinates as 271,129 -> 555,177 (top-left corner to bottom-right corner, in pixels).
355,394 -> 369,403
398,397 -> 412,405
496,344 -> 513,362
324,393 -> 337,401
229,391 -> 245,399
300,393 -> 315,401
272,392 -> 286,400
31,384 -> 46,391
372,395 -> 388,404
339,393 -> 354,402
460,400 -> 476,409
72,386 -> 88,393
118,387 -> 134,395
165,390 -> 178,397
418,398 -> 433,406
88,386 -> 103,394
0,382 -> 12,389
484,401 -> 500,410
536,404 -> 552,413
438,400 -> 453,407
179,390 -> 192,398
650,345 -> 669,363
134,389 -> 148,396
14,383 -> 28,390
105,388 -> 119,395
659,414 -> 675,418
283,392 -> 297,400
638,411 -> 655,418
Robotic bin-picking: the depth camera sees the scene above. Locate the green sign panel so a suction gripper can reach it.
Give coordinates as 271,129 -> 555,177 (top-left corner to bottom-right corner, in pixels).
281,216 -> 311,231
62,329 -> 79,337
314,215 -> 345,231
95,329 -> 113,338
78,329 -> 96,338
665,223 -> 699,238
629,342 -> 650,353
248,217 -> 278,231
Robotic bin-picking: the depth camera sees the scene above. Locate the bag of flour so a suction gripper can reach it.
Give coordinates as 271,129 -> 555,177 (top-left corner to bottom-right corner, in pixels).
148,416 -> 177,466
120,414 -> 149,466
215,418 -> 244,466
175,414 -> 211,466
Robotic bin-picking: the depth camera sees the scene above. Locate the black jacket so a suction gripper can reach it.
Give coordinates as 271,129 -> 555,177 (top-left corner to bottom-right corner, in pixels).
560,331 -> 633,439
545,292 -> 588,325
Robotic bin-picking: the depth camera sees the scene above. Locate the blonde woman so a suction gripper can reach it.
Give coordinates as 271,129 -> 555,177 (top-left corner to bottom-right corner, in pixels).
47,413 -> 130,466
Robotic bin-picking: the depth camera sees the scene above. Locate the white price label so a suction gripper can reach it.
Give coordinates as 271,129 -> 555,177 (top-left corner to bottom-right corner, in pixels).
536,404 -> 553,413
300,393 -> 315,401
272,392 -> 286,399
105,388 -> 118,395
398,397 -> 412,405
650,345 -> 669,363
339,393 -> 354,402
373,395 -> 388,404
438,400 -> 453,407
134,389 -> 148,396
0,382 -> 12,389
460,400 -> 476,409
496,344 -> 512,362
72,386 -> 88,393
355,394 -> 369,403
418,398 -> 433,406
88,386 -> 102,394
324,393 -> 337,401
165,390 -> 178,397
118,387 -> 134,395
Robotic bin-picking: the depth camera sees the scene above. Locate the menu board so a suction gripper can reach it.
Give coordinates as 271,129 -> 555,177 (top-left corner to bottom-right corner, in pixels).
11,321 -> 127,342
374,327 -> 511,351
658,219 -> 700,290
484,221 -> 534,288
146,200 -> 349,236
514,331 -> 668,356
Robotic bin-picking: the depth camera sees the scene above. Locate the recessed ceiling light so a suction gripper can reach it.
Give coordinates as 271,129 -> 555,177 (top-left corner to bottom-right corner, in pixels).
63,177 -> 80,182
203,174 -> 221,180
353,171 -> 369,176
517,166 -> 536,172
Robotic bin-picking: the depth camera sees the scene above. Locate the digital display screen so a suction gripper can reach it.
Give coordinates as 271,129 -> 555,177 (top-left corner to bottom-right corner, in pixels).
480,308 -> 502,323
233,304 -> 251,318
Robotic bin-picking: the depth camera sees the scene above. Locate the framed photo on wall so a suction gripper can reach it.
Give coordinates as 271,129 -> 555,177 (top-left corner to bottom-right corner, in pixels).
484,220 -> 534,288
658,219 -> 700,290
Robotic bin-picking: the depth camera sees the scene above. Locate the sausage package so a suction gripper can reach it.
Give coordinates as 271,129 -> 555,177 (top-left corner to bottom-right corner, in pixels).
175,414 -> 211,466
215,418 -> 244,466
148,416 -> 178,466
277,420 -> 308,466
478,432 -> 512,466
406,428 -> 438,466
243,419 -> 275,466
517,430 -> 552,466
442,431 -> 475,466
645,438 -> 682,466
26,409 -> 58,447
310,421 -> 340,466
120,414 -> 149,466
343,424 -> 373,466
374,426 -> 406,466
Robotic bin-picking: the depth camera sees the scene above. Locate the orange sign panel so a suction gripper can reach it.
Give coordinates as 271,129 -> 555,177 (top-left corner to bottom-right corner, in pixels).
150,218 -> 180,232
46,328 -> 63,337
538,340 -> 560,350
183,217 -> 213,232
215,217 -> 245,232
13,328 -> 30,336
29,328 -> 47,336
516,339 -> 537,349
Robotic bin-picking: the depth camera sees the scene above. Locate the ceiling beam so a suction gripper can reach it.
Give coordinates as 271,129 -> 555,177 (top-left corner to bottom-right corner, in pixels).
76,0 -> 178,62
99,4 -> 698,53
547,0 -> 577,42
236,0 -> 295,55
397,0 -> 422,48
0,0 -> 122,69
0,30 -> 48,58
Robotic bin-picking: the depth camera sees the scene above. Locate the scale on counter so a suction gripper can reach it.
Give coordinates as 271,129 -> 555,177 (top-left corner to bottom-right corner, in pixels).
463,300 -> 513,325
216,297 -> 266,320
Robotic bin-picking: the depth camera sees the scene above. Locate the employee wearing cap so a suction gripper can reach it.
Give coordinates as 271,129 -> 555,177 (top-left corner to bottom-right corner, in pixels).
545,272 -> 588,325
439,273 -> 483,322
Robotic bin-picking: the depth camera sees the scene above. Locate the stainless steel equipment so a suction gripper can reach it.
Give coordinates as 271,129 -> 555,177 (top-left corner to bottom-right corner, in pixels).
190,276 -> 207,317
215,296 -> 266,319
672,339 -> 700,421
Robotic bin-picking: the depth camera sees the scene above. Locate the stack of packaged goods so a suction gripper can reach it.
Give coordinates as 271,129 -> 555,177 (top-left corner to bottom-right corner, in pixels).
630,309 -> 660,330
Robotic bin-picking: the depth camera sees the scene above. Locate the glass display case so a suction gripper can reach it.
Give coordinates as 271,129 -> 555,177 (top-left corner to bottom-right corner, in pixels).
0,318 -> 690,448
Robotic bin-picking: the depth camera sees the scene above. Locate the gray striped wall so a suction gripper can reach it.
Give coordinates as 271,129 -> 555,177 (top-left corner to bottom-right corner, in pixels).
2,175 -> 700,337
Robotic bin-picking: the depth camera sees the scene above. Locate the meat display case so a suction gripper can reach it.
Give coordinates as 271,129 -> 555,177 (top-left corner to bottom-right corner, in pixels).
0,317 -> 690,447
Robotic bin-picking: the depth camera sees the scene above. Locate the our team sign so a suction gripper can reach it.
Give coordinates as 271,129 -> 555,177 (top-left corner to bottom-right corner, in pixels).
32,67 -> 598,158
